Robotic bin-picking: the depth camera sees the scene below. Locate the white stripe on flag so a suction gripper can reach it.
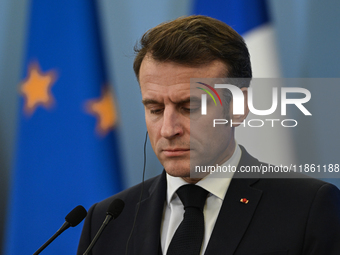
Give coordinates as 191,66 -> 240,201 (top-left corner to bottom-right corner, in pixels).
235,24 -> 296,166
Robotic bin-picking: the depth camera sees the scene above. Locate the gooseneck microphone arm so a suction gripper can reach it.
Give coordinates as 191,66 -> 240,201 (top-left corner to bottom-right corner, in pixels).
83,199 -> 125,255
33,205 -> 87,255
33,221 -> 71,255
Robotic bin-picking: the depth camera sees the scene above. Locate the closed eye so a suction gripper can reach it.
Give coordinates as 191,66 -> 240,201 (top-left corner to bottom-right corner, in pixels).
182,107 -> 199,113
150,108 -> 163,114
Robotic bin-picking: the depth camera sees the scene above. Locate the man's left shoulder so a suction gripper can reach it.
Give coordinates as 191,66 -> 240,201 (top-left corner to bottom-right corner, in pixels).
239,145 -> 340,195
253,175 -> 340,203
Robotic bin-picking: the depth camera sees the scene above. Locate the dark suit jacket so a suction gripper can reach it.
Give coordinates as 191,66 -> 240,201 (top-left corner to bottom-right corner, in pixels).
77,147 -> 340,255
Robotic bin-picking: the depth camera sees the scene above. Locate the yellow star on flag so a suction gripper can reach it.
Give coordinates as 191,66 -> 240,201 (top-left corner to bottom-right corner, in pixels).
20,61 -> 57,116
86,87 -> 118,136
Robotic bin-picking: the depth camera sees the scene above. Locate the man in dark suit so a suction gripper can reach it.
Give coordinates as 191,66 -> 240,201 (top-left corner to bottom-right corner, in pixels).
77,15 -> 340,255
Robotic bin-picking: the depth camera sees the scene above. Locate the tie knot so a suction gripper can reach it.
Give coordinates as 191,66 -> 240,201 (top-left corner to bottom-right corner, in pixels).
176,184 -> 208,211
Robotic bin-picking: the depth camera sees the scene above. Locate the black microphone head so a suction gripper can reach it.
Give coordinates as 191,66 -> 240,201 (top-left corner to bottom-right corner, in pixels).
107,199 -> 125,219
65,205 -> 87,227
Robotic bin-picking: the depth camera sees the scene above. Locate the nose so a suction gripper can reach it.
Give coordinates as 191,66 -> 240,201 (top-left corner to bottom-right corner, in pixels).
160,106 -> 183,139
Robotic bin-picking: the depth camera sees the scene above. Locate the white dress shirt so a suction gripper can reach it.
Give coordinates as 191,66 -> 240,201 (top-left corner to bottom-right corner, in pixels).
161,144 -> 242,254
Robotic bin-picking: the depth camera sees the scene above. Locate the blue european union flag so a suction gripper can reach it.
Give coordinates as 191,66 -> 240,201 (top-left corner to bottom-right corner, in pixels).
4,0 -> 123,254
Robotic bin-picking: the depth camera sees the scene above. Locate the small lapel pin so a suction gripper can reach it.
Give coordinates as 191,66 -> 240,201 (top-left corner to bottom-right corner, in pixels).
240,198 -> 249,204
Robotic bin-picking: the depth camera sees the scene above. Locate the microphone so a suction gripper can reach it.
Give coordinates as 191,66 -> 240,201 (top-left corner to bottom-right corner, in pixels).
83,199 -> 125,255
33,205 -> 87,255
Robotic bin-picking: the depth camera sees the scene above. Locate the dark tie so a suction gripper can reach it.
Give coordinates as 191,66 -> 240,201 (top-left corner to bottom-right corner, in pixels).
167,184 -> 209,255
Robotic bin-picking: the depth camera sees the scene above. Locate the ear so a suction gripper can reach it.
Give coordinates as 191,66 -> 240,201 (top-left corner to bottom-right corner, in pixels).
229,87 -> 249,127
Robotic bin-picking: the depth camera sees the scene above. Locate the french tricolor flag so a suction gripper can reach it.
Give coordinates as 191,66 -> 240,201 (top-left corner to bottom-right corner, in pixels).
192,0 -> 295,166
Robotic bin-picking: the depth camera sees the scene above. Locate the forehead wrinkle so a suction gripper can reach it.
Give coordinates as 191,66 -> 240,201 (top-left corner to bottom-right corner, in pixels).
141,85 -> 190,106
168,96 -> 191,105
141,61 -> 225,87
141,72 -> 195,88
139,59 -> 229,108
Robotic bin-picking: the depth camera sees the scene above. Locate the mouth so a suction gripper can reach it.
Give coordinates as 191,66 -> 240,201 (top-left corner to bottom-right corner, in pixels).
162,148 -> 190,157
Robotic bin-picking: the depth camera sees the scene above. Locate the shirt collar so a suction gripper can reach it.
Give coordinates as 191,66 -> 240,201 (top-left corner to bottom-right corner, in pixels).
166,143 -> 242,204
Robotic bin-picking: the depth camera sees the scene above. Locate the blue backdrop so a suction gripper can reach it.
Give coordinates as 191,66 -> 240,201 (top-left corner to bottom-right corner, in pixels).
0,0 -> 339,253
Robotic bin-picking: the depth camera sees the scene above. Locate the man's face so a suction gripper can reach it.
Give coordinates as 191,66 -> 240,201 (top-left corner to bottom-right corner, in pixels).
139,56 -> 238,182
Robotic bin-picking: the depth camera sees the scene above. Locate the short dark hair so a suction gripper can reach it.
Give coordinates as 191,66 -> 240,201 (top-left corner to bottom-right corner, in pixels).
133,15 -> 252,85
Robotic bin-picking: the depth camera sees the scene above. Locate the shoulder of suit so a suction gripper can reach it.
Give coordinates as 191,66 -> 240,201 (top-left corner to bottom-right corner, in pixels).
239,145 -> 339,191
89,172 -> 164,215
252,166 -> 340,197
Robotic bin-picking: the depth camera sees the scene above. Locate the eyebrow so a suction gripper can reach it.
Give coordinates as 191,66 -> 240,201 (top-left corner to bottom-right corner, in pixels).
142,96 -> 200,106
142,99 -> 161,106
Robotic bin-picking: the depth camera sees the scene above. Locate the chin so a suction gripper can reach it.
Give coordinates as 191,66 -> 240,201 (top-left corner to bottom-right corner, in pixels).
161,159 -> 190,177
164,167 -> 190,178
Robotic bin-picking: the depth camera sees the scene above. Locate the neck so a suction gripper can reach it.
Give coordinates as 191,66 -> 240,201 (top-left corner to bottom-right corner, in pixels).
181,175 -> 207,184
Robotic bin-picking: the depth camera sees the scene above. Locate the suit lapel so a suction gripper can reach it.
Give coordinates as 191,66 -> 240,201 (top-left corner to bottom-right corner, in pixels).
130,171 -> 167,255
205,147 -> 263,255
